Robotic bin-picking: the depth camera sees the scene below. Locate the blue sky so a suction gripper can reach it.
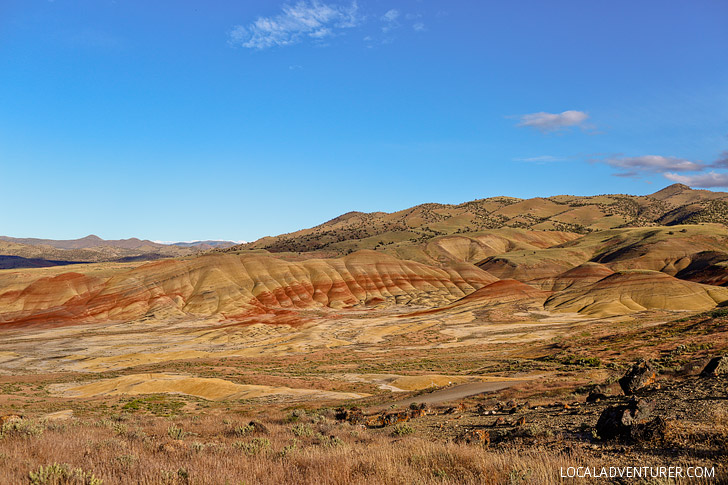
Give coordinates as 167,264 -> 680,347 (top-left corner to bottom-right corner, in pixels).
1,0 -> 727,242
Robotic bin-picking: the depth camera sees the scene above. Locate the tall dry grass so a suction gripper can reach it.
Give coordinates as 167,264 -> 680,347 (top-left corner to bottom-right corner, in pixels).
0,410 -> 720,484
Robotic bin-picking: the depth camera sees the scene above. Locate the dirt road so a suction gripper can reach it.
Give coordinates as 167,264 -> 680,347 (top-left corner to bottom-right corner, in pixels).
373,380 -> 525,411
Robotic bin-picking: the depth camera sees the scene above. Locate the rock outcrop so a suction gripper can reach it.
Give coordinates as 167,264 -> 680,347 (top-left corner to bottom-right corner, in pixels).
619,360 -> 658,395
701,356 -> 728,377
595,398 -> 655,440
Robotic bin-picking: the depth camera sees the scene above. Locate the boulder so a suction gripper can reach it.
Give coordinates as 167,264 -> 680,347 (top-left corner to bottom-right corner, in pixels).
587,391 -> 608,403
366,411 -> 410,428
701,356 -> 728,377
365,414 -> 386,428
630,416 -> 676,443
248,421 -> 269,434
619,360 -> 657,395
408,408 -> 427,419
595,398 -> 654,440
335,407 -> 364,424
458,429 -> 490,447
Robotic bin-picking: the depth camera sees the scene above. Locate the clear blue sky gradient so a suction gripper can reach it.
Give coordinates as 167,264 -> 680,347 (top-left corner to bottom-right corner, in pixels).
1,0 -> 727,241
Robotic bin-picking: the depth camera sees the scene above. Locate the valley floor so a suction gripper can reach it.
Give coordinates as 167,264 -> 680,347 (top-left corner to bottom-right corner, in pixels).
0,305 -> 726,483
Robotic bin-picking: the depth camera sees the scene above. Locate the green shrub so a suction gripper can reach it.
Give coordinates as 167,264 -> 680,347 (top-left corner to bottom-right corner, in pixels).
285,409 -> 306,423
710,308 -> 728,318
233,437 -> 271,455
167,424 -> 187,440
291,423 -> 313,437
231,424 -> 254,437
316,433 -> 343,447
28,463 -> 102,485
1,419 -> 44,438
280,439 -> 299,457
391,424 -> 415,436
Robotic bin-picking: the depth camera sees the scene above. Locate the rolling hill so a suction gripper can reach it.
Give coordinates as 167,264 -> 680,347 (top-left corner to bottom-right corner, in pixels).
226,184 -> 728,256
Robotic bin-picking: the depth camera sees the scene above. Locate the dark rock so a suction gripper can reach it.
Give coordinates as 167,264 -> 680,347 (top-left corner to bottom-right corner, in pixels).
587,391 -> 608,402
595,398 -> 655,440
367,411 -> 410,428
335,407 -> 365,424
408,408 -> 427,419
619,360 -> 657,395
701,356 -> 728,377
458,429 -> 490,447
631,416 -> 675,443
365,414 -> 386,428
248,421 -> 269,434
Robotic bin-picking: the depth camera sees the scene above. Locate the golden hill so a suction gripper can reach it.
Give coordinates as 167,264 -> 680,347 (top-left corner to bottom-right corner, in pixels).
479,224 -> 728,285
227,184 -> 728,256
544,270 -> 728,317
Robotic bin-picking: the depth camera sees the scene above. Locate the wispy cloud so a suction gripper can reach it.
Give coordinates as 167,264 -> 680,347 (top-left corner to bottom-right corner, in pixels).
381,9 -> 400,32
382,9 -> 399,22
592,151 -> 728,188
606,155 -> 703,174
413,22 -> 426,32
514,155 -> 568,163
229,1 -> 360,49
664,172 -> 728,188
517,110 -> 589,132
707,151 -> 728,169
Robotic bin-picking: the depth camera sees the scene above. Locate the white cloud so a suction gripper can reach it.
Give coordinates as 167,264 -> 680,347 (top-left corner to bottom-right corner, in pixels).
517,110 -> 589,132
382,9 -> 399,22
413,22 -> 425,31
229,1 -> 360,49
664,172 -> 728,188
606,155 -> 703,174
381,9 -> 400,32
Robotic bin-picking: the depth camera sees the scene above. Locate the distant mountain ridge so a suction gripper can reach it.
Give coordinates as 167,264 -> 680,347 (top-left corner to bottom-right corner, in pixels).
0,235 -> 238,269
0,235 -> 238,250
0,234 -> 162,250
168,240 -> 239,249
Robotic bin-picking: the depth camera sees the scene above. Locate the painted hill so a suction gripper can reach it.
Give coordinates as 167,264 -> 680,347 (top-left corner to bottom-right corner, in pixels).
4,185 -> 728,327
0,251 -> 497,327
